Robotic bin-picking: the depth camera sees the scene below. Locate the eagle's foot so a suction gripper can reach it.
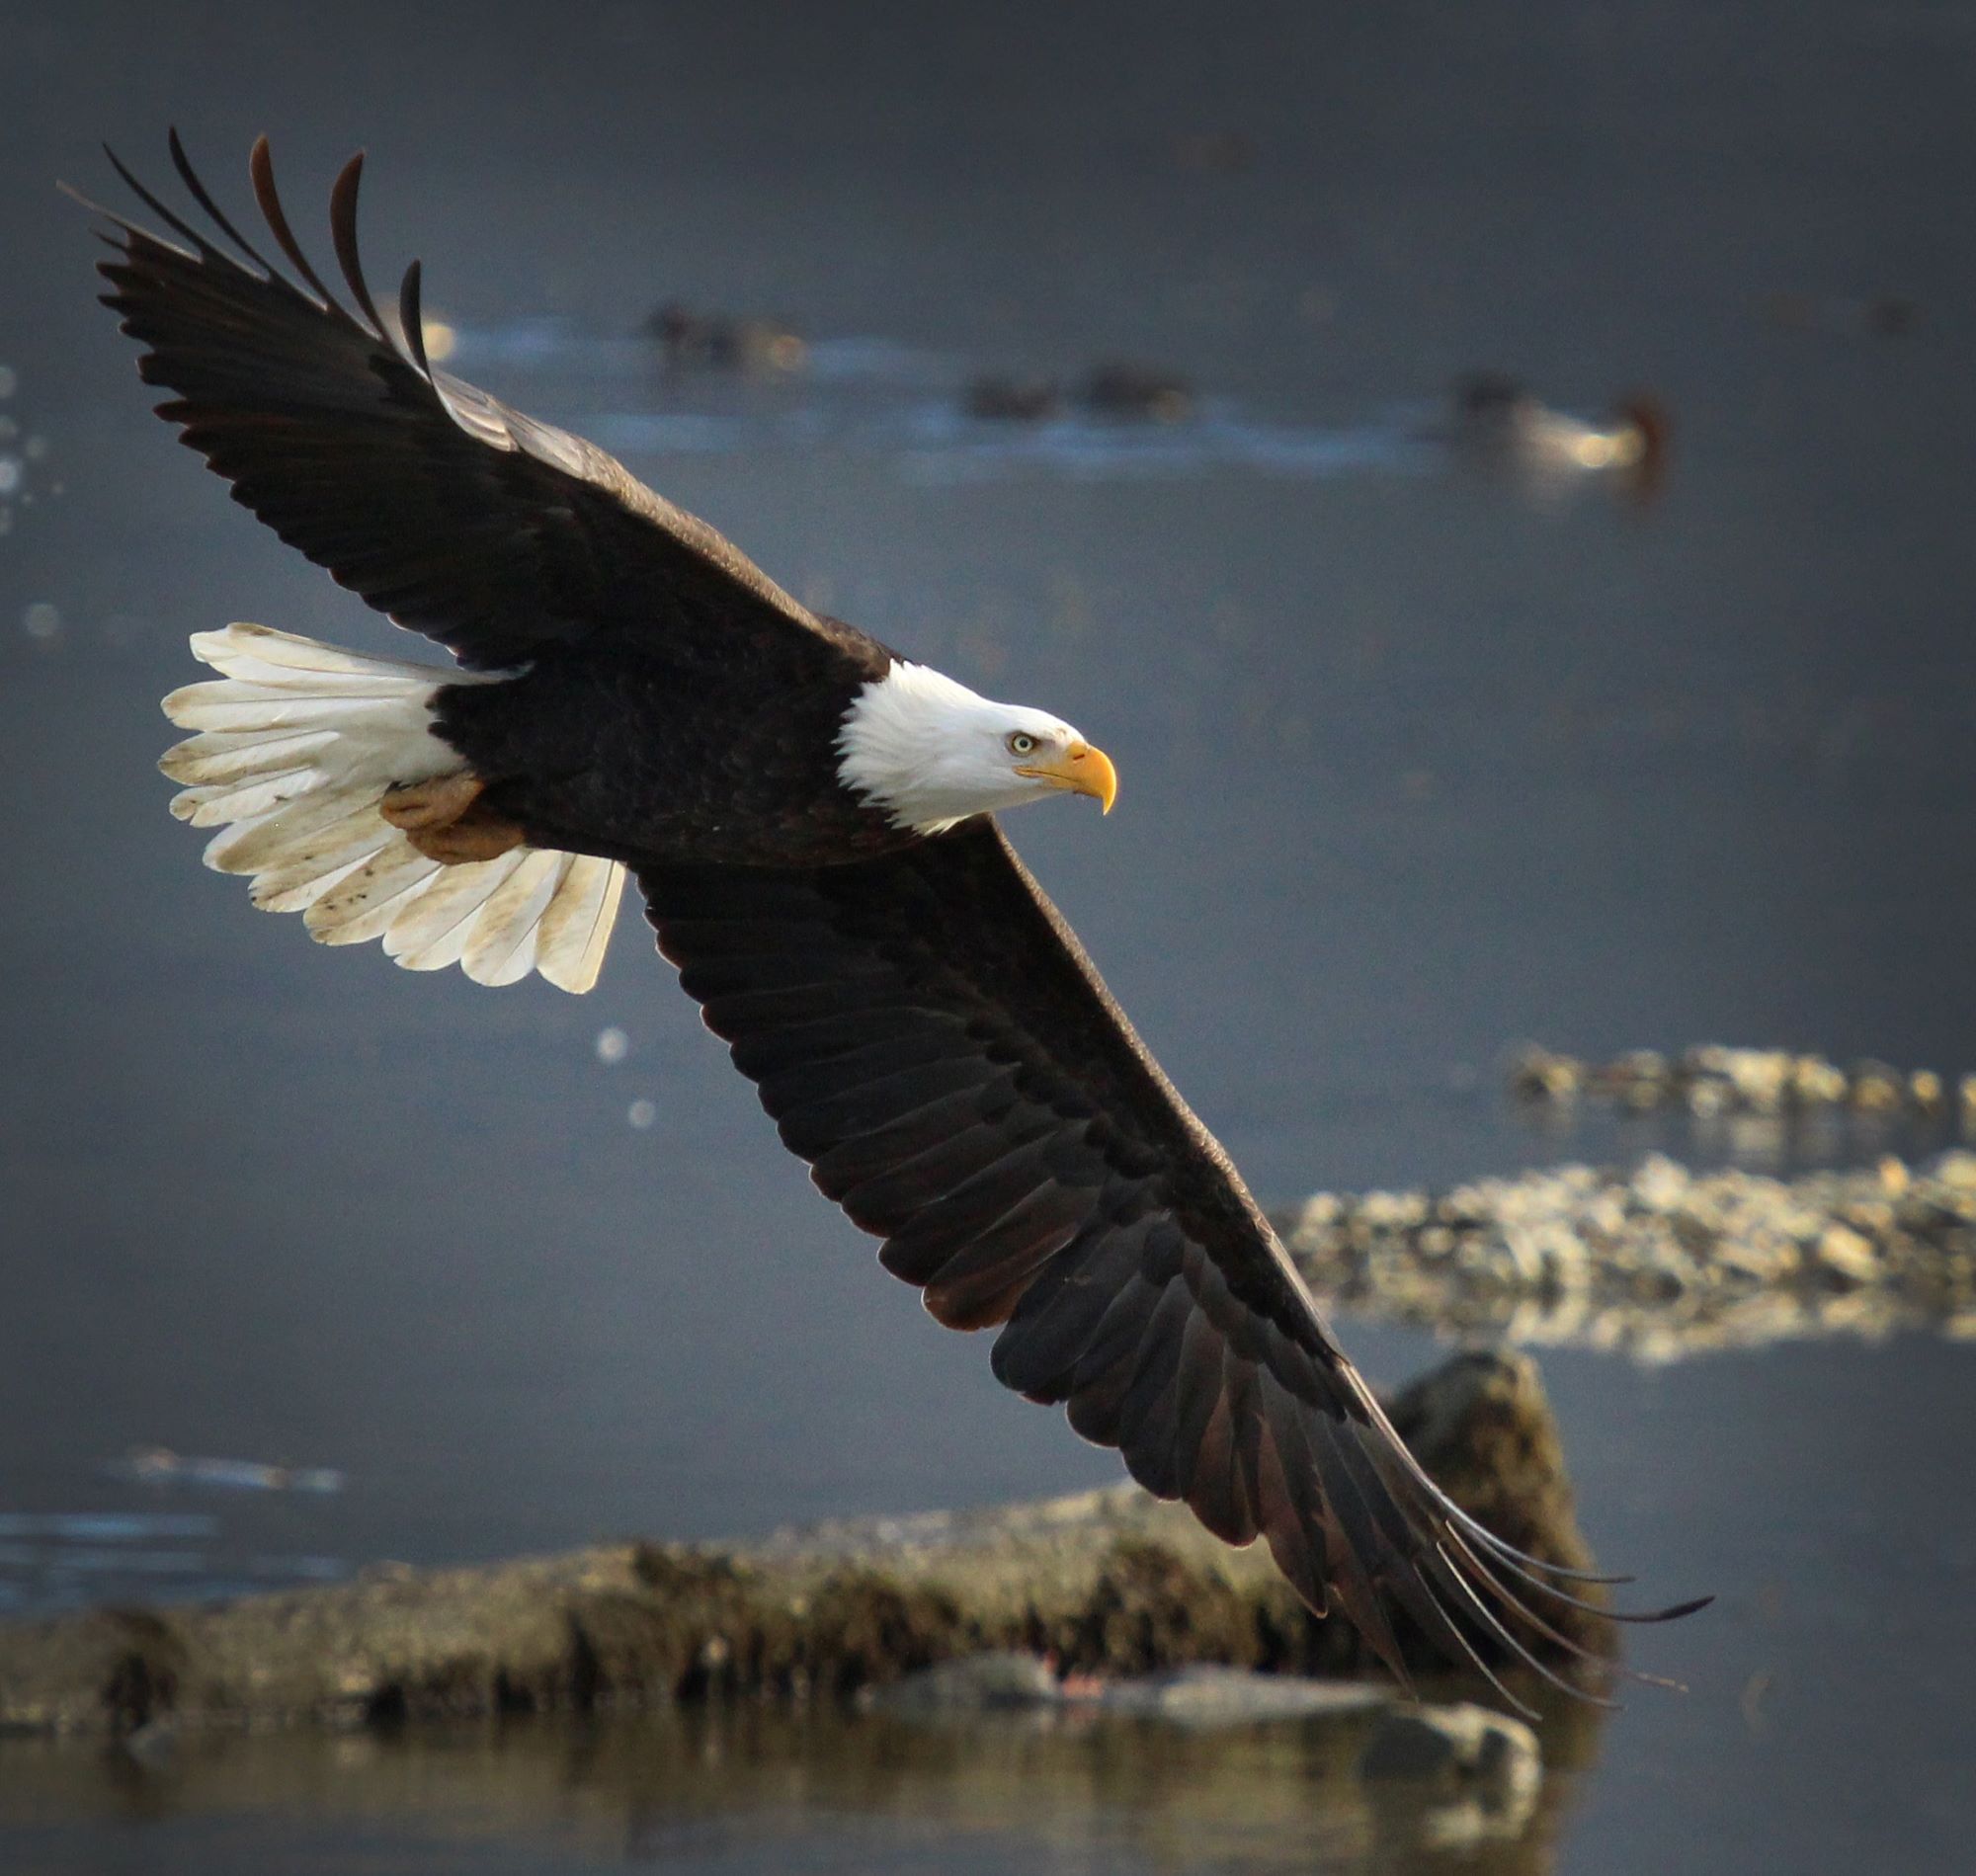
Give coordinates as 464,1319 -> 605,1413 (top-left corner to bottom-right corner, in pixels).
381,774 -> 528,864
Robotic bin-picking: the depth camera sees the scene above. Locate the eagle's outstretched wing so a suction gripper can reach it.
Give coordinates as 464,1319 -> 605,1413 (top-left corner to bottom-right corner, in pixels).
81,133 -> 848,674
89,134 -> 1706,1707
643,819 -> 1707,1712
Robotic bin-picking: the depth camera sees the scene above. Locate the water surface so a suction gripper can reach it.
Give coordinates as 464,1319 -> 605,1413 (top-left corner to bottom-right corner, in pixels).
4,2 -> 1975,1870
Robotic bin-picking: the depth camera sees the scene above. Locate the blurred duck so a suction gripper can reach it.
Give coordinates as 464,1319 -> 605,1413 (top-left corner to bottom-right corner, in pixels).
1080,362 -> 1196,423
645,301 -> 806,373
1448,371 -> 1669,494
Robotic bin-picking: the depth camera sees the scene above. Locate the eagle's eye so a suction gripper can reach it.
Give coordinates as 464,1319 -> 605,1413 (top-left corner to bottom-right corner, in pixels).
1008,732 -> 1038,757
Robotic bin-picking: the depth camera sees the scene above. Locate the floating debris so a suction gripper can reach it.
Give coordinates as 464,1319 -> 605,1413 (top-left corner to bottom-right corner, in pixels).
109,1447 -> 345,1494
627,1098 -> 657,1129
1276,1151 -> 1976,1361
1508,1042 -> 1961,1123
645,302 -> 807,373
595,1025 -> 629,1065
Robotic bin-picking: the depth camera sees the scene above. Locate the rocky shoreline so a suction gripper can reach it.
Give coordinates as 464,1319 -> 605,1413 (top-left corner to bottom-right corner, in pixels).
1507,1042 -> 1968,1125
1276,1150 -> 1976,1360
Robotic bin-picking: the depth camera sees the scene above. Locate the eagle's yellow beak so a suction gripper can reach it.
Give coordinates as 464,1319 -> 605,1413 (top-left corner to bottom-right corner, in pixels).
1018,740 -> 1117,814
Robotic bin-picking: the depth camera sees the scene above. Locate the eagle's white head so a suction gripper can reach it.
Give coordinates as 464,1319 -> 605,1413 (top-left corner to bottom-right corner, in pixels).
836,661 -> 1118,837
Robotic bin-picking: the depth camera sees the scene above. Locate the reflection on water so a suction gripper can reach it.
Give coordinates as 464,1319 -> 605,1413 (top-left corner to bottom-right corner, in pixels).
582,379 -> 1442,489
0,1698 -> 1605,1876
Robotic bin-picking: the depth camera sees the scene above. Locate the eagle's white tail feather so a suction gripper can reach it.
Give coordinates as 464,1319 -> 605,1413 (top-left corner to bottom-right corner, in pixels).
537,856 -> 627,988
161,622 -> 625,994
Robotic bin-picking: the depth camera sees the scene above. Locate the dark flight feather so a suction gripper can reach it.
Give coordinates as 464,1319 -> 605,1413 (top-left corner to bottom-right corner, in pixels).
642,820 -> 1708,1702
81,132 -> 846,673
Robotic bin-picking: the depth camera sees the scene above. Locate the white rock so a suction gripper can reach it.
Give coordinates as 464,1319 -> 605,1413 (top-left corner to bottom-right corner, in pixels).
1096,1666 -> 1387,1726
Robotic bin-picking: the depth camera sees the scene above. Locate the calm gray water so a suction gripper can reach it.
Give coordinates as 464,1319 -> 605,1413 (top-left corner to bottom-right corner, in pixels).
5,2 -> 1976,1870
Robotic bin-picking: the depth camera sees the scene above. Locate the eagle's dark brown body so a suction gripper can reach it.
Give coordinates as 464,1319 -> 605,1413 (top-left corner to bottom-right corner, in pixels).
86,131 -> 1706,1713
436,630 -> 906,869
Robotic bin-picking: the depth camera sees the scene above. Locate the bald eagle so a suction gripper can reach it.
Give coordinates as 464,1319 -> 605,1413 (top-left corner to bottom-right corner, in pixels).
82,135 -> 1703,1711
